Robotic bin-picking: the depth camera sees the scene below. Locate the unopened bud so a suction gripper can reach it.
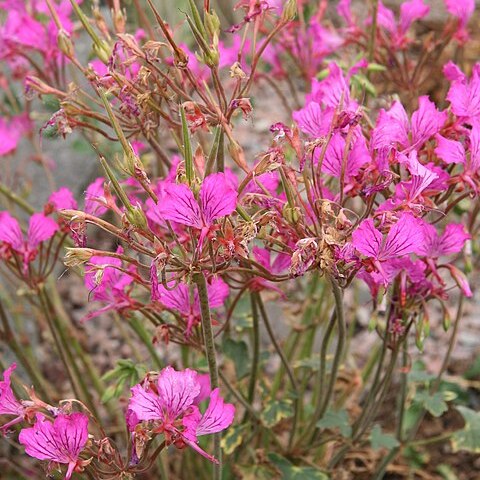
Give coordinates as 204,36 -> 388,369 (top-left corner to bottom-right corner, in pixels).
282,0 -> 297,22
64,248 -> 94,267
125,205 -> 148,230
282,205 -> 300,224
230,62 -> 247,79
205,10 -> 221,38
113,8 -> 126,33
442,308 -> 451,332
93,41 -> 111,64
57,29 -> 75,58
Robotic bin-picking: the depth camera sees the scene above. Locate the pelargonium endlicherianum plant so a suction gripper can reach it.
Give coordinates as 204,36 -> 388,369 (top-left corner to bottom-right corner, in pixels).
1,0 -> 480,479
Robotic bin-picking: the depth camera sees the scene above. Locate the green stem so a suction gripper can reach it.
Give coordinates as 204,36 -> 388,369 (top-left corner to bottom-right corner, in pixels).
254,292 -> 299,450
246,293 -> 260,406
311,277 -> 346,440
194,272 -> 221,479
0,300 -> 52,401
129,316 -> 163,370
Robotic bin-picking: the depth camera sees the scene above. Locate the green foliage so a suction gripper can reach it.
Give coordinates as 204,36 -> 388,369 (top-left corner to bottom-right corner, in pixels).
414,391 -> 450,417
222,338 -> 250,379
220,423 -> 249,455
451,406 -> 480,453
260,398 -> 294,427
369,425 -> 400,451
268,453 -> 329,479
316,409 -> 352,438
100,359 -> 146,403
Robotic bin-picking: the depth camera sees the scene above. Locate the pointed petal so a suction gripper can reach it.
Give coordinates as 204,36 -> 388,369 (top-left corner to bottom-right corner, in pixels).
411,96 -> 446,147
53,412 -> 89,459
196,388 -> 235,436
382,214 -> 424,259
159,183 -> 202,228
0,211 -> 23,250
128,384 -> 164,421
200,173 -> 237,225
435,134 -> 466,164
352,219 -> 383,259
157,366 -> 200,418
19,414 -> 63,463
438,224 -> 470,255
27,213 -> 58,248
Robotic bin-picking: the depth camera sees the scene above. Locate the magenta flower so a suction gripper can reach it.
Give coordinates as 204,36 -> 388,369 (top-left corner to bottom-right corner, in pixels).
435,125 -> 480,189
0,115 -> 30,156
83,249 -> 135,321
84,177 -> 109,216
376,0 -> 429,47
0,363 -> 26,432
371,96 -> 446,151
128,366 -> 234,463
352,214 -> 425,282
0,211 -> 59,272
445,63 -> 480,121
418,223 -> 470,258
445,0 -> 474,42
19,412 -> 89,480
47,187 -> 78,212
320,132 -> 371,181
156,277 -> 229,335
251,246 -> 290,296
158,173 -> 237,248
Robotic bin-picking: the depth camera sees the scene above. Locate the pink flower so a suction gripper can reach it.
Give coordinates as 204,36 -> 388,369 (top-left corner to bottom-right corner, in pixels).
446,64 -> 480,121
320,132 -> 371,181
435,134 -> 465,165
293,101 -> 330,138
84,177 -> 108,216
19,412 -> 89,480
156,277 -> 229,335
158,173 -> 238,248
47,187 -> 78,212
0,115 -> 30,156
83,248 -> 135,321
128,366 -> 234,463
445,0 -> 474,42
375,0 -> 429,47
371,97 -> 446,151
352,214 -> 425,282
251,246 -> 290,295
0,211 -> 59,272
0,363 -> 26,432
417,223 -> 470,257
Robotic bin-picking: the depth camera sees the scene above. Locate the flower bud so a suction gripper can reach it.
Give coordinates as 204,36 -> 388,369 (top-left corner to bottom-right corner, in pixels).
113,7 -> 126,33
57,29 -> 75,59
93,41 -> 112,64
64,248 -> 94,267
282,205 -> 300,224
125,205 -> 148,230
204,10 -> 221,39
282,0 -> 297,22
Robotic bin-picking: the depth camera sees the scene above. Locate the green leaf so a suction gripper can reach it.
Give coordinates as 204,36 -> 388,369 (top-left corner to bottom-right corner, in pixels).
236,464 -> 278,480
222,338 -> 250,379
268,453 -> 329,479
464,355 -> 480,380
260,398 -> 294,428
451,406 -> 480,453
436,464 -> 459,480
220,424 -> 248,455
293,357 -> 320,372
407,361 -> 436,383
415,391 -> 449,417
100,359 -> 146,402
316,409 -> 352,438
369,425 -> 400,451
